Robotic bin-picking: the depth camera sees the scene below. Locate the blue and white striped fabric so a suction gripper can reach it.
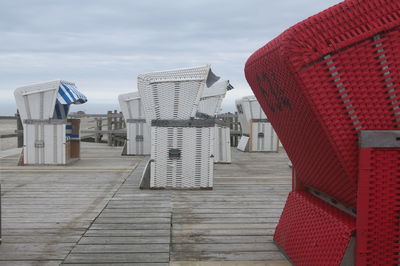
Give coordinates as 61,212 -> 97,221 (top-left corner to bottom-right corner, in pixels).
54,103 -> 70,119
56,82 -> 87,105
66,122 -> 79,140
53,81 -> 87,119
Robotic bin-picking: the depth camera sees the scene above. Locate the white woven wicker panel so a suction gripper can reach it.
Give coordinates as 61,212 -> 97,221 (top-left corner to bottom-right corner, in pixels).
118,92 -> 145,120
140,80 -> 204,120
198,80 -> 232,117
138,65 -> 219,121
126,122 -> 151,155
150,126 -> 214,188
237,136 -> 249,152
198,97 -> 223,117
24,123 -> 66,164
241,95 -> 267,121
202,79 -> 230,98
235,98 -> 249,135
213,125 -> 231,163
250,122 -> 278,152
139,65 -> 213,83
14,81 -> 60,121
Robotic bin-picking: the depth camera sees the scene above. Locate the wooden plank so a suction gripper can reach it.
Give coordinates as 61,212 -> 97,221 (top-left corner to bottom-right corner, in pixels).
63,253 -> 170,264
172,208 -> 285,214
171,243 -> 278,252
169,261 -> 290,266
2,228 -> 85,236
172,235 -> 274,244
0,261 -> 62,266
99,212 -> 172,218
172,229 -> 275,236
89,223 -> 171,230
94,217 -> 171,224
0,243 -> 74,260
79,236 -> 170,245
66,264 -> 168,266
71,244 -> 169,253
2,235 -> 81,244
172,203 -> 285,209
170,251 -> 285,261
172,218 -> 280,224
172,212 -> 282,218
100,208 -> 174,213
172,223 -> 277,230
83,230 -> 171,238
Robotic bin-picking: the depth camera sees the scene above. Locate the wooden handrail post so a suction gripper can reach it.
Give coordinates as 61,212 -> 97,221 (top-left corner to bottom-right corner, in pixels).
95,118 -> 102,143
16,111 -> 23,148
113,110 -> 118,146
107,111 -> 112,146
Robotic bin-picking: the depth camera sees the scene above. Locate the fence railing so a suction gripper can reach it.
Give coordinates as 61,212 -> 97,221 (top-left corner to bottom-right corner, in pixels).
1,111 -> 241,148
217,112 -> 241,147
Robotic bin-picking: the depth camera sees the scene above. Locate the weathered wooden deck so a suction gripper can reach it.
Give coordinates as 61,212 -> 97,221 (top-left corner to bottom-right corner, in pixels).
0,142 -> 292,265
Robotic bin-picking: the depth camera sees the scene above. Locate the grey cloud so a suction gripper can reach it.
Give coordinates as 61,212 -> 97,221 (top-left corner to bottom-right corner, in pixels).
0,0 -> 343,115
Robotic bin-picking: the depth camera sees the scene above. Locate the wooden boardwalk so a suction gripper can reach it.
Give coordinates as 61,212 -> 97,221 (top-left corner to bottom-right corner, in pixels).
0,143 -> 292,265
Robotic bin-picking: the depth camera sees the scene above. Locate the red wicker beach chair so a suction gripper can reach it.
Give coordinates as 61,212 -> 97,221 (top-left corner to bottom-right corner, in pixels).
245,0 -> 400,264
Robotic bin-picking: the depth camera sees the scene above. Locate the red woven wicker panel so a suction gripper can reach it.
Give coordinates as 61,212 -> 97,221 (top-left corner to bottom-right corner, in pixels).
245,0 -> 400,207
356,148 -> 400,265
274,191 -> 355,265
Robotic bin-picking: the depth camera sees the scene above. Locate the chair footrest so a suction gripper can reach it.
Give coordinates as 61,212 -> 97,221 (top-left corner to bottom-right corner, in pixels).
274,191 -> 355,265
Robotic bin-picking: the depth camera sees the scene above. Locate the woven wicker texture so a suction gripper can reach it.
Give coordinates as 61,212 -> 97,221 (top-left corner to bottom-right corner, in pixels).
150,126 -> 214,188
138,65 -> 217,121
274,191 -> 355,265
198,80 -> 231,117
250,121 -> 278,152
236,96 -> 268,136
198,97 -> 223,117
235,98 -> 249,135
213,125 -> 231,163
118,92 -> 146,120
244,0 -> 400,207
356,148 -> 400,265
126,122 -> 150,155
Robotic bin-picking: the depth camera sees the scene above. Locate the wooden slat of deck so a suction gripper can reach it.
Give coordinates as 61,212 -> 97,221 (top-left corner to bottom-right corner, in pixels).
65,264 -> 168,266
64,253 -> 170,264
62,158 -> 172,265
170,149 -> 292,264
1,144 -> 292,265
0,143 -> 142,264
62,148 -> 291,264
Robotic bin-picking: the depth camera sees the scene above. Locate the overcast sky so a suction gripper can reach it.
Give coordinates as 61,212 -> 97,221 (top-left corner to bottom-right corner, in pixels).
0,0 -> 342,115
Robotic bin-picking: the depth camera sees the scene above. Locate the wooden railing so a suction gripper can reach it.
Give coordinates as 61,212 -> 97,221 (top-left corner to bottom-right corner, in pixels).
217,112 -> 241,147
1,111 -> 242,148
69,110 -> 125,146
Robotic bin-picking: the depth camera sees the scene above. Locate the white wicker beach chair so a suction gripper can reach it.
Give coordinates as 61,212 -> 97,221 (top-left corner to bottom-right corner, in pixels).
236,95 -> 278,152
14,80 -> 86,164
118,92 -> 150,155
138,65 -> 219,121
198,80 -> 234,163
138,65 -> 220,189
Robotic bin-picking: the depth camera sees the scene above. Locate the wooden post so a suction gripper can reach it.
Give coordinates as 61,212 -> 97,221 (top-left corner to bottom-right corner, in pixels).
113,110 -> 118,146
0,184 -> 1,244
121,112 -> 126,129
16,111 -> 23,148
95,118 -> 102,143
107,111 -> 112,146
234,112 -> 239,147
118,112 -> 124,146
